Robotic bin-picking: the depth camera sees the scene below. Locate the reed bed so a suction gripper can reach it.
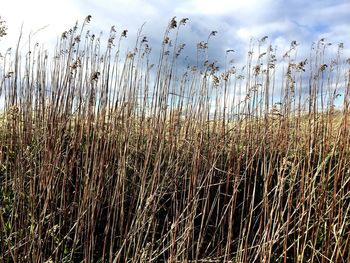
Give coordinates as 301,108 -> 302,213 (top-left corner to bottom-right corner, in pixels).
0,16 -> 349,262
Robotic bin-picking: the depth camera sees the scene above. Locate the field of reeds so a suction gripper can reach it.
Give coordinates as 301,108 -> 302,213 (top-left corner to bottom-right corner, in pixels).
0,16 -> 350,262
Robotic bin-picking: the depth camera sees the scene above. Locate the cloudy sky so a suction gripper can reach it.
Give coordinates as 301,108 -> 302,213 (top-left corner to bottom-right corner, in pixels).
1,0 -> 350,110
1,0 -> 350,57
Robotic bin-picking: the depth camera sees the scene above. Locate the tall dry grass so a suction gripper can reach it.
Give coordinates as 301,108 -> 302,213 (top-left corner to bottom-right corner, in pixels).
0,16 -> 350,262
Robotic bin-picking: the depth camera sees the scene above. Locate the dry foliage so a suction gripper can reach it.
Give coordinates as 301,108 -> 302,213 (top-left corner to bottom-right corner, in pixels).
0,17 -> 350,262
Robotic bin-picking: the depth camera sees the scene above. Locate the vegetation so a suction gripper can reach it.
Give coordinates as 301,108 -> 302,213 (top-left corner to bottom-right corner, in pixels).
0,16 -> 349,262
0,16 -> 6,38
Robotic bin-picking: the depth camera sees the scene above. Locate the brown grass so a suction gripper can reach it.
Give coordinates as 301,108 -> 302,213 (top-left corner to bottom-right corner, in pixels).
0,16 -> 349,262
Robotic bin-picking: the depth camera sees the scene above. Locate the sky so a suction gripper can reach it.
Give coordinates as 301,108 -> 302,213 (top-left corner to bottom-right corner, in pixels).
1,0 -> 350,110
1,0 -> 349,56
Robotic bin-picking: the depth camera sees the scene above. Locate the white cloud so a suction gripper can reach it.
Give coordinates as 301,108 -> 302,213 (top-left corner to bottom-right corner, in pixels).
1,0 -> 83,50
176,0 -> 272,15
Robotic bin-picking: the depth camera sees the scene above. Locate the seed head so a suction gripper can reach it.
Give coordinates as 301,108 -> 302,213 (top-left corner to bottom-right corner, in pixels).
260,36 -> 268,42
163,36 -> 170,44
197,41 -> 208,49
61,31 -> 68,39
121,30 -> 128,37
290,41 -> 298,48
212,75 -> 220,87
169,17 -> 177,29
74,35 -> 81,43
85,15 -> 92,24
259,52 -> 267,58
180,18 -> 189,25
91,71 -> 100,81
320,64 -> 328,71
210,31 -> 218,37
